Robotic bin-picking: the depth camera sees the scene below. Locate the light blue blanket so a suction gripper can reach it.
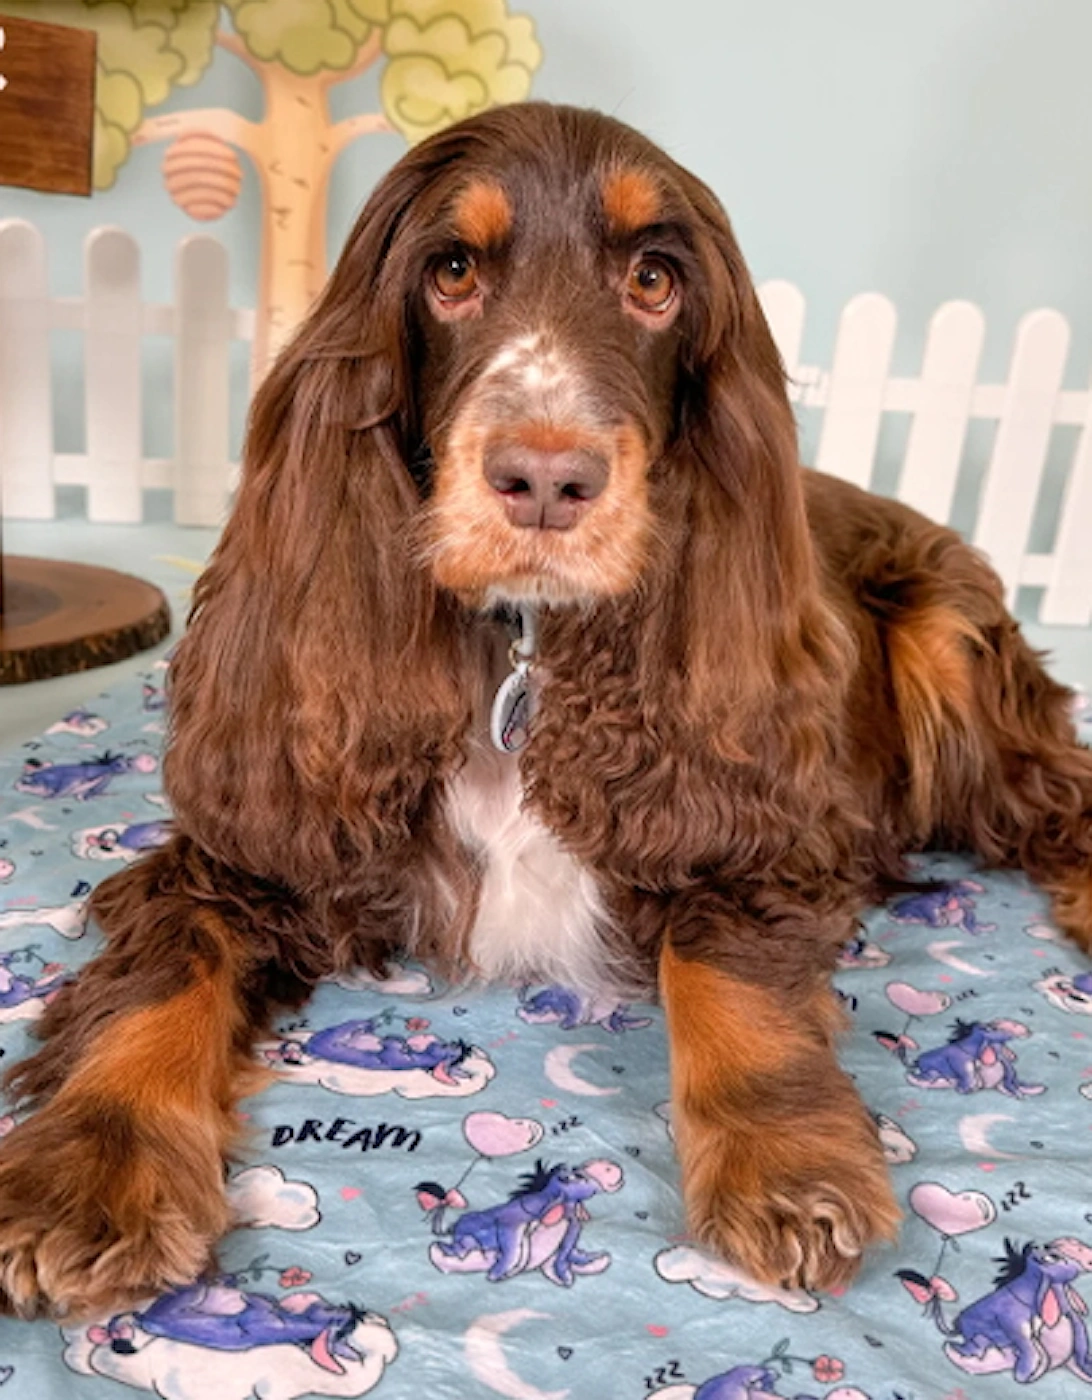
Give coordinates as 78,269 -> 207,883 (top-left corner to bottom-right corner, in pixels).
0,665 -> 1090,1400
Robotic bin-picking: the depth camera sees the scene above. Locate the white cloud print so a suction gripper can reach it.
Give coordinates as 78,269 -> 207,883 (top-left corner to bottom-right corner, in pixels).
654,1245 -> 819,1313
0,901 -> 87,940
227,1165 -> 320,1231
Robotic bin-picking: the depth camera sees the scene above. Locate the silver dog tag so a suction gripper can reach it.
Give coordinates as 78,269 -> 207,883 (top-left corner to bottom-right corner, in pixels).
490,664 -> 535,754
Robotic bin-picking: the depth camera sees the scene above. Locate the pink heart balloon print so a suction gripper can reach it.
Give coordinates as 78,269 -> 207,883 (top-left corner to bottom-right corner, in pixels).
463,1110 -> 544,1158
909,1181 -> 996,1236
886,982 -> 953,1017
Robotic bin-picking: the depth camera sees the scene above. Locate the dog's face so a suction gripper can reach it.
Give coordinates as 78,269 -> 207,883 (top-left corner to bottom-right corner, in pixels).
404,112 -> 715,607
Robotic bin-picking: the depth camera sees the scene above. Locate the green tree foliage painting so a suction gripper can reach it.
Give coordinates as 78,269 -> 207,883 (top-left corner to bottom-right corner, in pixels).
6,1 -> 542,370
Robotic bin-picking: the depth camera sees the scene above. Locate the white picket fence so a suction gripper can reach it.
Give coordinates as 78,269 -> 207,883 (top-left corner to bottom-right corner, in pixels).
1,220 -> 1091,625
759,282 -> 1092,626
0,219 -> 253,528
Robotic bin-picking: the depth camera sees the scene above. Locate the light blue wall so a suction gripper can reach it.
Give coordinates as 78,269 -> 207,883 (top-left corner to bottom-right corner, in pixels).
529,0 -> 1092,388
2,0 -> 1091,444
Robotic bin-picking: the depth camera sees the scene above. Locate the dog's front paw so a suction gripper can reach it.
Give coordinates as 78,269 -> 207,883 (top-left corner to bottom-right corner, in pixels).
676,1102 -> 900,1293
0,1099 -> 228,1319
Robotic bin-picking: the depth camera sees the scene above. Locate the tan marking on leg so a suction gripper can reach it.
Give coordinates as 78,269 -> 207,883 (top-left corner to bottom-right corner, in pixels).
60,960 -> 254,1118
0,939 -> 262,1318
887,602 -> 984,833
660,940 -> 900,1291
659,939 -> 797,1103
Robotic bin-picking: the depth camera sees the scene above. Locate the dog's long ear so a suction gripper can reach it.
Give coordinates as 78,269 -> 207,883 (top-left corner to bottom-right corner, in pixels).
671,171 -> 851,754
165,158 -> 470,888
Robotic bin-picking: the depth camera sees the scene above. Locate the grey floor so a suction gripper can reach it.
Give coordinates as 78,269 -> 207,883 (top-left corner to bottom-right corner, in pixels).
2,509 -> 1092,754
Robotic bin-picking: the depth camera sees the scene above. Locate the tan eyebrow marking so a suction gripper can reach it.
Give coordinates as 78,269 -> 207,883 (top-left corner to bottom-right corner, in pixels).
601,166 -> 663,235
452,179 -> 513,248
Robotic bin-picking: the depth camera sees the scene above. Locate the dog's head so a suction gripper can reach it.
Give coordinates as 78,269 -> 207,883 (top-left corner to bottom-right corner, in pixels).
409,105 -> 697,605
259,103 -> 804,609
169,104 -> 835,882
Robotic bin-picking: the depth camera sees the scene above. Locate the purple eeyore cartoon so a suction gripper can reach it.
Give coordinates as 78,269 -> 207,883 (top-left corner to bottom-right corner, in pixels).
879,1018 -> 1045,1098
889,880 -> 996,934
900,1236 -> 1092,1384
516,984 -> 652,1033
420,1158 -> 623,1286
90,1282 -> 366,1369
15,751 -> 157,800
301,1019 -> 475,1087
67,1278 -> 397,1396
0,953 -> 67,1017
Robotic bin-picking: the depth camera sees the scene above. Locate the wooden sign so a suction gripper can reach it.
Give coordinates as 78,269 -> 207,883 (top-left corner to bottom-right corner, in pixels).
0,12 -> 96,196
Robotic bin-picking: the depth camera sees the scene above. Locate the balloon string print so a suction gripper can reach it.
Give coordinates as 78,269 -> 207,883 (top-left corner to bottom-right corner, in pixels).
874,982 -> 954,1077
415,1111 -> 546,1234
882,981 -> 954,1045
897,1181 -> 998,1305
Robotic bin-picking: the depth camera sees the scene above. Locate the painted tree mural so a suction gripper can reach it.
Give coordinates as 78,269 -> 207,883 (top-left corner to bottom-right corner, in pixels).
6,0 -> 542,371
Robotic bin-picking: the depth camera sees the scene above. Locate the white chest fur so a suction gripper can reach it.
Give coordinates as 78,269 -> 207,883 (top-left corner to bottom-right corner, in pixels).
446,744 -> 620,993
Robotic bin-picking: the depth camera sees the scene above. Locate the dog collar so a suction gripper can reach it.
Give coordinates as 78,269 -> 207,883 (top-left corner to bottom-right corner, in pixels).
490,603 -> 537,754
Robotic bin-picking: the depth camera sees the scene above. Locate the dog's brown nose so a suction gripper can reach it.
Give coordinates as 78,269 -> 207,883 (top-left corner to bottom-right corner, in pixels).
484,443 -> 609,531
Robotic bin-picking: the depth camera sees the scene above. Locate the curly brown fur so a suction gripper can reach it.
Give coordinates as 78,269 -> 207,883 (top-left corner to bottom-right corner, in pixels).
0,880 -> 261,1318
1,102 -> 1090,1317
805,472 -> 1092,909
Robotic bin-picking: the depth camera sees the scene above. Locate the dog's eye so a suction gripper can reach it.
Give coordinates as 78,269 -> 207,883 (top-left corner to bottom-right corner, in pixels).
431,251 -> 480,302
626,256 -> 677,314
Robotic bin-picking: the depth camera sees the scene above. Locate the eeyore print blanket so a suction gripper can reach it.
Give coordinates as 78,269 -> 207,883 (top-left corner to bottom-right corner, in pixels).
0,662 -> 1091,1400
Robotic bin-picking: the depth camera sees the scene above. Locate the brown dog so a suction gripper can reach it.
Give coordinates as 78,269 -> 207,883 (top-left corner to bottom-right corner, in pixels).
0,102 -> 1089,1319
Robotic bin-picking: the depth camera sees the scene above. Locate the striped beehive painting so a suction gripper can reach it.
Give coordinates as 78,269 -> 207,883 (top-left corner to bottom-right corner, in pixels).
162,134 -> 243,222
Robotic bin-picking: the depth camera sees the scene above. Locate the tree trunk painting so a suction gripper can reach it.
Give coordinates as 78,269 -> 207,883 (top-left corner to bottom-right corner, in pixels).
132,32 -> 394,373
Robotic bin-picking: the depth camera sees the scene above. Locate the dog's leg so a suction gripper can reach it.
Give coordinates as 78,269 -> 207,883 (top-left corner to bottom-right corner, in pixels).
879,555 -> 1092,951
926,613 -> 1092,951
1006,742 -> 1092,956
976,627 -> 1092,951
660,938 -> 899,1292
0,840 -> 298,1319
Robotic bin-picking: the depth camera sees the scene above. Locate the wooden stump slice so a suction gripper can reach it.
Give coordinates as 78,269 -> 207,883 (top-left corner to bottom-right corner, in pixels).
0,555 -> 170,686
